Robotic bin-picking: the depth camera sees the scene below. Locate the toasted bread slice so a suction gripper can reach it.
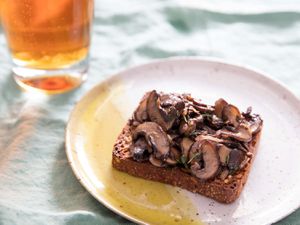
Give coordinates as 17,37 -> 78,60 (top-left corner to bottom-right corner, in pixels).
112,123 -> 261,204
112,91 -> 262,203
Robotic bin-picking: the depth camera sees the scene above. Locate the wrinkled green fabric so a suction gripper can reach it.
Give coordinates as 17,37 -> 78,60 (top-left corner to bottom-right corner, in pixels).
0,0 -> 299,224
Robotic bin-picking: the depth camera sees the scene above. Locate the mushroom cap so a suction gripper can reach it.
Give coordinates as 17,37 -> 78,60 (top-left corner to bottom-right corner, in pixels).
130,138 -> 151,162
133,122 -> 170,160
160,93 -> 185,112
228,149 -> 245,171
214,98 -> 228,118
147,90 -> 178,131
218,123 -> 252,142
190,140 -> 220,180
208,115 -> 224,129
180,137 -> 194,159
222,104 -> 241,127
195,134 -> 233,145
179,119 -> 197,136
189,140 -> 203,164
134,92 -> 150,123
218,144 -> 232,166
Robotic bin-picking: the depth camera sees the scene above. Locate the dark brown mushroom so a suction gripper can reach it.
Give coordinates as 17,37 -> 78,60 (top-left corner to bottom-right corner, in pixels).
218,145 -> 232,166
130,138 -> 151,162
160,93 -> 185,112
180,137 -> 194,158
147,90 -> 179,131
218,123 -> 252,142
133,92 -> 150,123
133,122 -> 170,160
225,141 -> 249,153
228,149 -> 245,171
222,104 -> 241,127
214,98 -> 228,118
190,141 -> 220,180
149,155 -> 165,167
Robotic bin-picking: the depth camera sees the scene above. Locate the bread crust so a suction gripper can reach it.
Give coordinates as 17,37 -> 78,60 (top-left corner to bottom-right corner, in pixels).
112,124 -> 262,204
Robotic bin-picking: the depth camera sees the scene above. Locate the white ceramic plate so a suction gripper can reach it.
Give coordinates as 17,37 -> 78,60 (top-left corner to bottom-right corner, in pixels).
65,58 -> 300,225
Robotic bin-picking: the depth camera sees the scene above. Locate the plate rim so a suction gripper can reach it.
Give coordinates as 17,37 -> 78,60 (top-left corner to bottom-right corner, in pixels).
65,56 -> 300,225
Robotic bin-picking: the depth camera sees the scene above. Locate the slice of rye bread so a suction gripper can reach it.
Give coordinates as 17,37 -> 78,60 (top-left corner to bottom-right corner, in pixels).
112,123 -> 262,204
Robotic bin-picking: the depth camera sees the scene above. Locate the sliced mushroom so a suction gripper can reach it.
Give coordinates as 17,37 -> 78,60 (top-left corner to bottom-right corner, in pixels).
149,155 -> 165,167
195,135 -> 233,145
249,115 -> 263,134
130,138 -> 151,162
222,104 -> 241,127
160,93 -> 185,112
187,105 -> 201,115
218,123 -> 252,142
225,141 -> 249,153
133,92 -> 150,123
190,141 -> 220,180
180,137 -> 194,158
214,98 -> 228,118
219,168 -> 229,180
190,162 -> 202,174
228,149 -> 245,171
218,145 -> 232,166
193,115 -> 204,127
179,119 -> 197,136
165,147 -> 181,165
189,140 -> 203,164
206,114 -> 224,129
183,94 -> 205,107
133,122 -> 170,160
201,125 -> 217,135
193,104 -> 214,114
168,133 -> 180,142
147,90 -> 178,131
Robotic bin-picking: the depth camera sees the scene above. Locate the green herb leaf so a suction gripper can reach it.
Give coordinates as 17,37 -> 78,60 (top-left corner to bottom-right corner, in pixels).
180,155 -> 187,164
187,152 -> 201,164
177,155 -> 190,169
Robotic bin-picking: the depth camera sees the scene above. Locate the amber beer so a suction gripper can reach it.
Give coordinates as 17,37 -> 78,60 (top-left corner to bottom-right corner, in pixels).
0,0 -> 93,93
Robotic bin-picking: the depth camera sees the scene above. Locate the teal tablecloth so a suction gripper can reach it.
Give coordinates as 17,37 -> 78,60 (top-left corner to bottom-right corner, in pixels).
0,0 -> 299,224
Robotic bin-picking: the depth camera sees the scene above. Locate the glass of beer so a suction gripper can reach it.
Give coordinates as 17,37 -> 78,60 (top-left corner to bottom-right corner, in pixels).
0,0 -> 94,94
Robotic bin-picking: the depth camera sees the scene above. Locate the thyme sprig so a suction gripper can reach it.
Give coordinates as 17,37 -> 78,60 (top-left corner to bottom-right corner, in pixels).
177,152 -> 202,168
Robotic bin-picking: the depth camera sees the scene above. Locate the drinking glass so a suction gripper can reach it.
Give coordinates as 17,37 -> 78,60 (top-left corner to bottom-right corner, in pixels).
0,0 -> 94,94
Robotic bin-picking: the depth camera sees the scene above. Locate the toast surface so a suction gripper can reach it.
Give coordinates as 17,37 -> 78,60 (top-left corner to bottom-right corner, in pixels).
113,124 -> 261,203
112,91 -> 263,203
